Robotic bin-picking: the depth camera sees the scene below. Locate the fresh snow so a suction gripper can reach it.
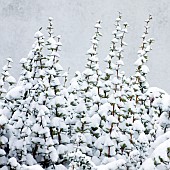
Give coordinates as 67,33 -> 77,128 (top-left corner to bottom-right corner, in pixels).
0,14 -> 170,170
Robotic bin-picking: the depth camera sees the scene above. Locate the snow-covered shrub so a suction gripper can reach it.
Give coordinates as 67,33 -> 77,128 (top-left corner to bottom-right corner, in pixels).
67,136 -> 96,170
1,14 -> 170,170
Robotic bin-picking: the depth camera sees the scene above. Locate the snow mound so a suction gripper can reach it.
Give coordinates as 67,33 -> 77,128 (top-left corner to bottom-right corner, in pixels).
6,86 -> 25,100
22,165 -> 44,170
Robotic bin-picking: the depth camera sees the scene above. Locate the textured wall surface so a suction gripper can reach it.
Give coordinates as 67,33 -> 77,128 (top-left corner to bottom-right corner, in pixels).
0,0 -> 170,92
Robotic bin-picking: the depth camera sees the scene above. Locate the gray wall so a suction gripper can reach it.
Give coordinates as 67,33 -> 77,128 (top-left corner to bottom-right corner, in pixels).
0,0 -> 170,93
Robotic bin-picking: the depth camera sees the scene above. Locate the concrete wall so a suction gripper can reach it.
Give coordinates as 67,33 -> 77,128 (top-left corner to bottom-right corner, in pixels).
0,0 -> 170,93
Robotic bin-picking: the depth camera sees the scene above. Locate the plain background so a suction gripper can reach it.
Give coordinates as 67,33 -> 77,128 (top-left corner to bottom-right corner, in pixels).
0,0 -> 170,93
